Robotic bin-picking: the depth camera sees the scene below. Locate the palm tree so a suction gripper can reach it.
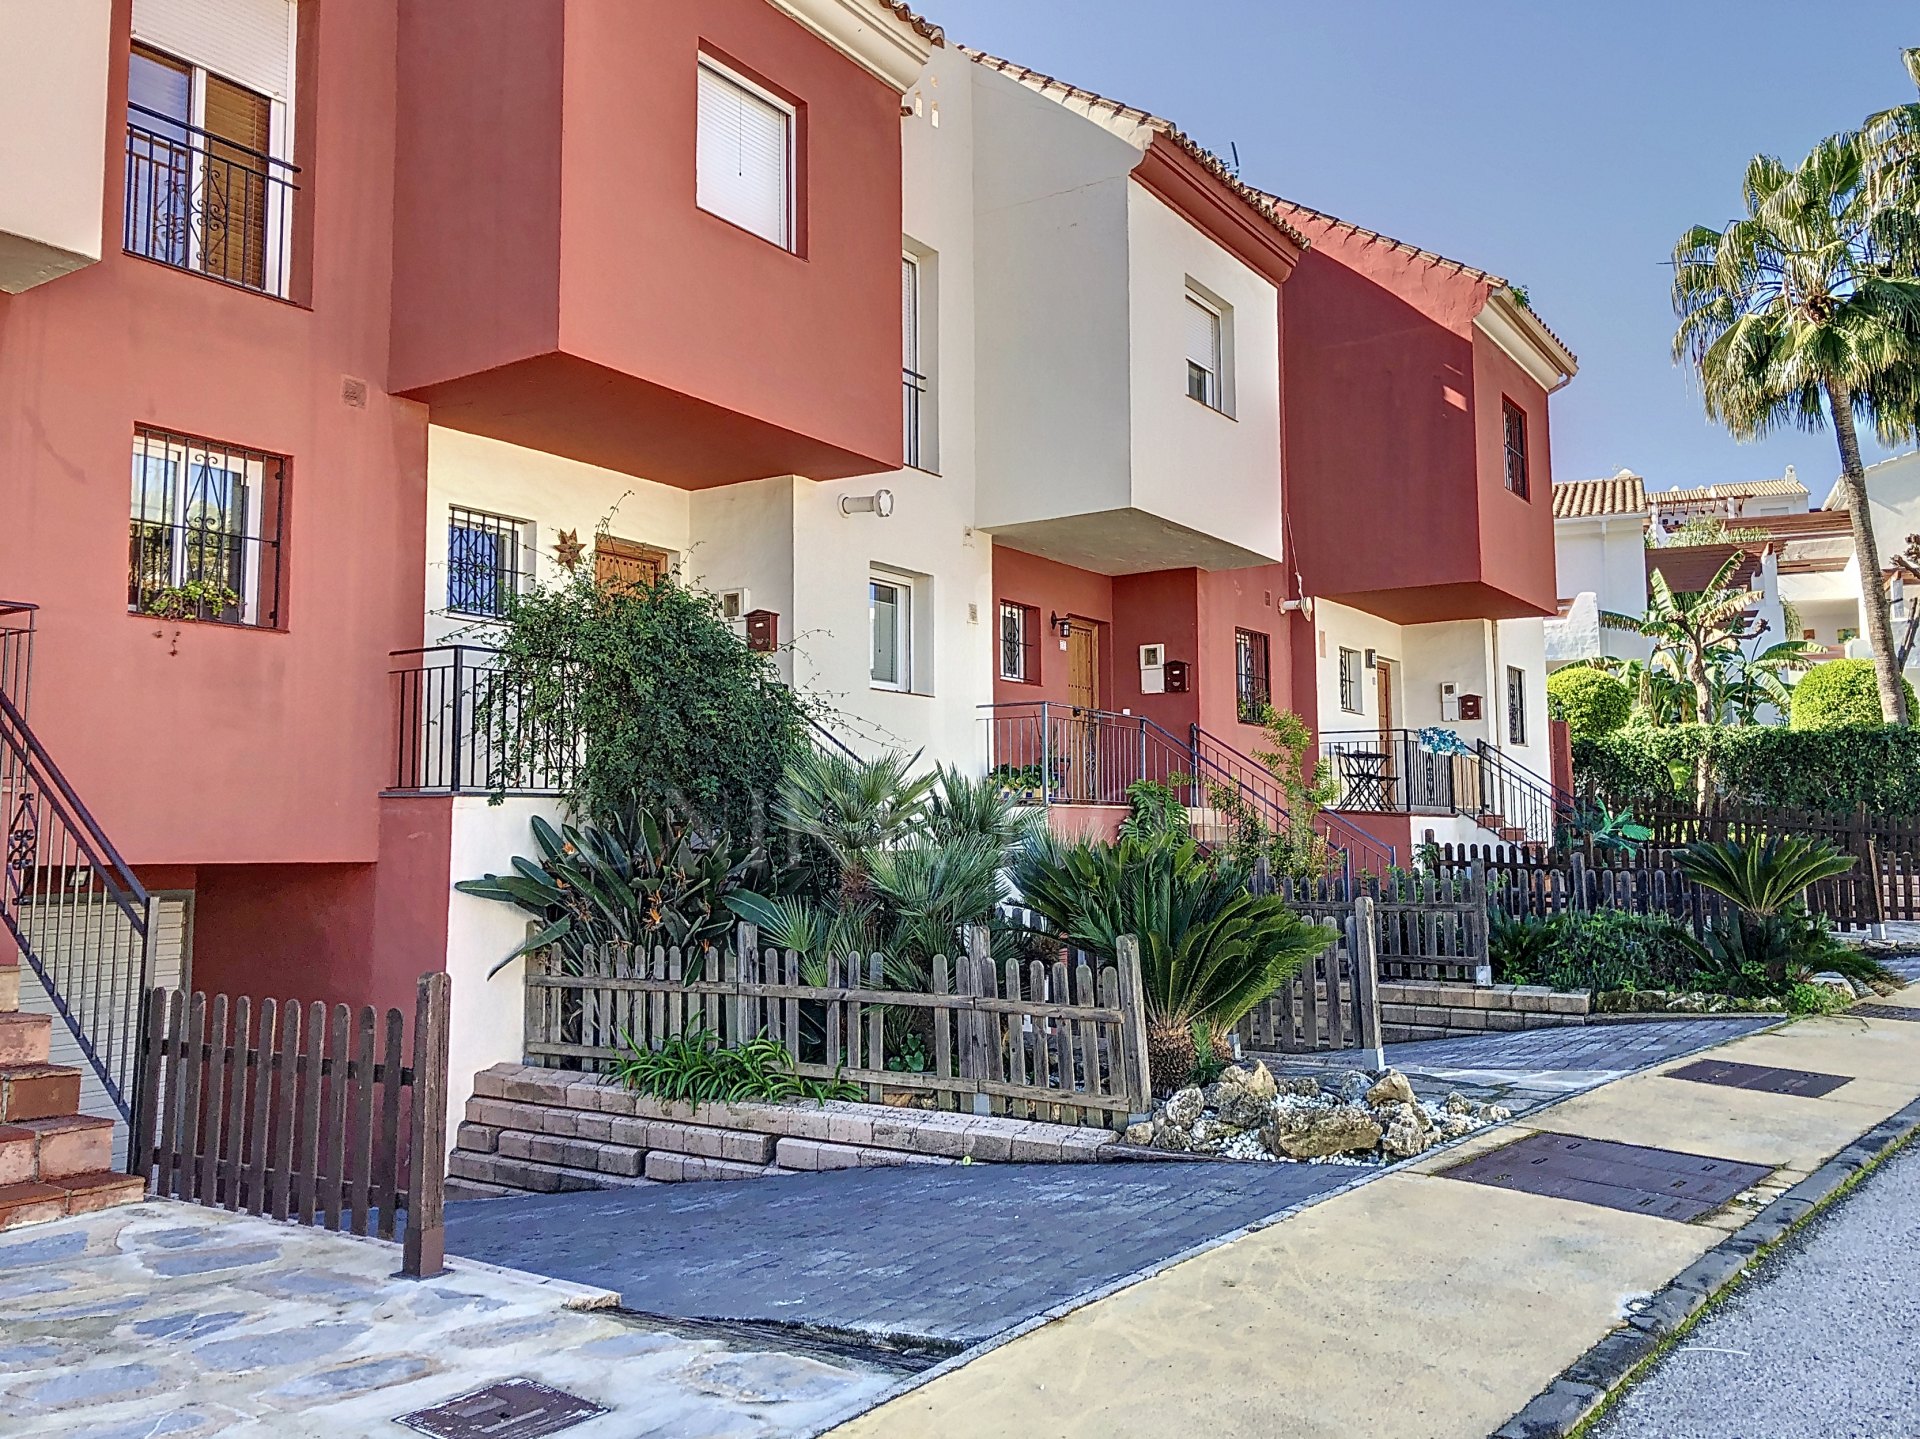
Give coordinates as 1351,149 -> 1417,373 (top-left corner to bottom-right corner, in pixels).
1672,133 -> 1920,726
1862,49 -> 1920,442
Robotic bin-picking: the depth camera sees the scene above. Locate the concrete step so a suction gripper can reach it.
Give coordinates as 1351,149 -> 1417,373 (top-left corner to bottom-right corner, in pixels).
0,1013 -> 47,1065
0,1063 -> 82,1122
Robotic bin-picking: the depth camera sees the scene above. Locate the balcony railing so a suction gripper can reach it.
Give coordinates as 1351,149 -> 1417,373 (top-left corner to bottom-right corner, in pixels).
387,647 -> 578,797
981,702 -> 1195,807
903,368 -> 928,471
124,103 -> 298,299
0,601 -> 34,717
1319,728 -> 1568,845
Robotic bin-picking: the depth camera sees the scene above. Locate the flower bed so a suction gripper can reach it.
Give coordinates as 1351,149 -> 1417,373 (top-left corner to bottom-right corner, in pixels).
1124,1060 -> 1509,1166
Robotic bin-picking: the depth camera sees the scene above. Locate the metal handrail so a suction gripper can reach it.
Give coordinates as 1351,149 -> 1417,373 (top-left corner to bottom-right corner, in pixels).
128,102 -> 300,176
1473,739 -> 1570,845
1191,725 -> 1397,876
0,690 -> 154,1120
386,645 -> 575,797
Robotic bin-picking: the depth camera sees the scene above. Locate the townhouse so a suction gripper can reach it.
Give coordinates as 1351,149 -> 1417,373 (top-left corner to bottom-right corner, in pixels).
0,0 -> 1579,1137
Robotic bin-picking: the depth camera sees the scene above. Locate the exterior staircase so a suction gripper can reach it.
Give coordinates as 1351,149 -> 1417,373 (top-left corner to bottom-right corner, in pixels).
0,602 -> 148,1230
0,959 -> 144,1230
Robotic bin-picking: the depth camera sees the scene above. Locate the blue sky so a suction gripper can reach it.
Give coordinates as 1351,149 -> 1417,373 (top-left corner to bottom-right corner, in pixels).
916,0 -> 1918,503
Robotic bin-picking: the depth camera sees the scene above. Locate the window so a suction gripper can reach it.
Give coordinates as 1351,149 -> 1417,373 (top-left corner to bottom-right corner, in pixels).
999,602 -> 1038,683
446,508 -> 531,618
1507,666 -> 1528,745
870,575 -> 911,690
1338,647 -> 1363,714
1185,293 -> 1224,410
1503,399 -> 1530,499
124,42 -> 296,297
129,426 -> 285,628
1235,629 -> 1271,724
903,253 -> 927,468
696,58 -> 794,250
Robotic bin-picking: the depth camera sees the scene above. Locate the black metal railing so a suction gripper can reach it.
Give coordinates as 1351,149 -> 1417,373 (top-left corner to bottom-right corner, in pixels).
1474,739 -> 1570,846
980,702 -> 1196,807
903,368 -> 928,470
124,103 -> 299,299
387,646 -> 578,796
1319,729 -> 1464,815
0,601 -> 34,717
0,690 -> 155,1122
1191,726 -> 1396,878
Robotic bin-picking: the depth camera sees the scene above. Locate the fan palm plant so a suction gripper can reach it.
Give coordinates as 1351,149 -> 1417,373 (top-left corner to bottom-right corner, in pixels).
773,747 -> 935,903
1671,133 -> 1920,726
1009,832 -> 1335,1092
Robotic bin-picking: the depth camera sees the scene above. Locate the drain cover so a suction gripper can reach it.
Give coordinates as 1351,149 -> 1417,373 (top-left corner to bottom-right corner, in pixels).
1441,1132 -> 1771,1222
1850,1003 -> 1920,1022
1666,1059 -> 1852,1098
398,1379 -> 605,1438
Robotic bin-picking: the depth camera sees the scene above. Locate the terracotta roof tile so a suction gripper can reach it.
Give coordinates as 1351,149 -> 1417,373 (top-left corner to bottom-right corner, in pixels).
1553,472 -> 1648,519
1653,477 -> 1808,507
884,2 -> 944,45
963,50 -> 1309,250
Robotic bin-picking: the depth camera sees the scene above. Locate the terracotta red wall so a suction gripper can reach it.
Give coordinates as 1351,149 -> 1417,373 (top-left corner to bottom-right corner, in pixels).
990,547 -> 1115,711
391,0 -> 906,485
1112,570 -> 1200,734
1195,566 -> 1295,737
1472,331 -> 1557,615
0,0 -> 426,867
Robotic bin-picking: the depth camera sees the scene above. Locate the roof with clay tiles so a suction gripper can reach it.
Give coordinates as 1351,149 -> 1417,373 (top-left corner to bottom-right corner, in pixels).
1554,471 -> 1649,520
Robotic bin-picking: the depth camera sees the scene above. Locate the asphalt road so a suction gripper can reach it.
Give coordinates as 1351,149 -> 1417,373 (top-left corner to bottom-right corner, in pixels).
1592,1139 -> 1920,1439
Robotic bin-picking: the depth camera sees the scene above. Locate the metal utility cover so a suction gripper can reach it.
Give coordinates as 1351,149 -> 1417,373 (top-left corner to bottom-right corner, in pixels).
1441,1132 -> 1771,1222
398,1379 -> 606,1439
1849,1003 -> 1920,1022
1665,1058 -> 1852,1098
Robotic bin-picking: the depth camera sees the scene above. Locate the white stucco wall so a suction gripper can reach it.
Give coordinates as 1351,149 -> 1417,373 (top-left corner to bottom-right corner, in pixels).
0,0 -> 111,290
1552,515 -> 1652,663
1493,617 -> 1552,785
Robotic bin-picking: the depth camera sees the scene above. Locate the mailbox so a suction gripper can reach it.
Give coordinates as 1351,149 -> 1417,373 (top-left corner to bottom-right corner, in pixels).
1457,693 -> 1482,721
745,609 -> 779,653
1164,659 -> 1190,694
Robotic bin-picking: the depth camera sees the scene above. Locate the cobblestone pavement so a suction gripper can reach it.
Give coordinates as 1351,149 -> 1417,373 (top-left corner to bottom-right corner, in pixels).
444,1161 -> 1355,1344
1264,1017 -> 1781,1114
0,1202 -> 894,1438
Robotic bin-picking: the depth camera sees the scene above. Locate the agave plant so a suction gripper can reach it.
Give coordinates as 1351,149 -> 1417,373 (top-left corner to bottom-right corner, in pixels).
455,803 -> 779,977
1009,832 -> 1336,1093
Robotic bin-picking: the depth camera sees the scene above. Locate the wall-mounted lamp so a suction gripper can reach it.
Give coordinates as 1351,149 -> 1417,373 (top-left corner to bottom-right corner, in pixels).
840,489 -> 895,518
1048,612 -> 1073,639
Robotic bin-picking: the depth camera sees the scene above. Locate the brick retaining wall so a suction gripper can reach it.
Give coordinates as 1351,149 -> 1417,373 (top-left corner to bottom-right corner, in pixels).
1379,981 -> 1589,1044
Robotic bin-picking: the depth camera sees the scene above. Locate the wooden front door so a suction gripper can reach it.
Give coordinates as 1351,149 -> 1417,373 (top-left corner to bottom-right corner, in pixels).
1060,620 -> 1101,801
594,536 -> 672,591
1376,658 -> 1398,806
1066,620 -> 1100,709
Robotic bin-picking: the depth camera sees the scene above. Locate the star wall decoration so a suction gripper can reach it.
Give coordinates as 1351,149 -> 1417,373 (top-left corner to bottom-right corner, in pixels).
553,529 -> 586,571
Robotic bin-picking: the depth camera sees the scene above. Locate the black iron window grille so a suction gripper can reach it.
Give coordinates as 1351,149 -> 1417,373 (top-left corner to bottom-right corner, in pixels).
1236,628 -> 1271,723
1338,646 -> 1363,714
124,100 -> 299,299
447,508 -> 531,619
129,426 -> 285,628
1507,665 -> 1528,745
1503,398 -> 1530,498
903,368 -> 928,470
999,602 -> 1037,682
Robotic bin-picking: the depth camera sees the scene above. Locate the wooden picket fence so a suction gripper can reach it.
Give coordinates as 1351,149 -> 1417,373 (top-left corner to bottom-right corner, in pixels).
1238,895 -> 1384,1063
1642,800 -> 1908,925
133,973 -> 451,1278
1254,864 -> 1490,983
523,924 -> 1153,1128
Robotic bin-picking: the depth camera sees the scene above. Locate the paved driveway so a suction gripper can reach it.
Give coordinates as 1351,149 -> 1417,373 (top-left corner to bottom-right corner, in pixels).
444,1160 -> 1354,1344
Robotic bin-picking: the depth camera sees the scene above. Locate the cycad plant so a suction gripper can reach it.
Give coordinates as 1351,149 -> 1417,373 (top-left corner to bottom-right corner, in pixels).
456,804 -> 778,977
1672,127 -> 1920,725
1009,832 -> 1335,1093
1677,835 -> 1857,989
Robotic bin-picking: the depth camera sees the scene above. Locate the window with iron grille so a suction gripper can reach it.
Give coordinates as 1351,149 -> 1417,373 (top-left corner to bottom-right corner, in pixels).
999,602 -> 1038,682
1507,665 -> 1528,745
446,507 -> 531,618
1338,647 -> 1363,714
129,426 -> 285,628
1503,398 -> 1530,498
1235,629 -> 1271,723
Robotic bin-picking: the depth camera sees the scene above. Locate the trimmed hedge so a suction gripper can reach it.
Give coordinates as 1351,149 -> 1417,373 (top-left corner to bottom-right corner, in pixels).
1546,667 -> 1632,740
1573,723 -> 1920,813
1790,658 -> 1917,730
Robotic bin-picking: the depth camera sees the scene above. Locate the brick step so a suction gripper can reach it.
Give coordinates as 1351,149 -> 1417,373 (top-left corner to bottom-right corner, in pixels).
0,1114 -> 114,1183
0,1064 -> 82,1123
774,1137 -> 953,1172
0,1013 -> 49,1066
644,1152 -> 777,1183
462,1099 -> 779,1165
447,1149 -> 658,1196
0,1170 -> 144,1233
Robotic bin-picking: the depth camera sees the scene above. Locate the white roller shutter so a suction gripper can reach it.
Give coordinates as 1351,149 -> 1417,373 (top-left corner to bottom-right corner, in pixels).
697,60 -> 793,249
1185,295 -> 1222,402
132,0 -> 293,103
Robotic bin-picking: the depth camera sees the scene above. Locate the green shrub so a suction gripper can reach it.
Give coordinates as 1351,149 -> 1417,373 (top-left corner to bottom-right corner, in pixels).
614,1027 -> 859,1108
1790,659 -> 1917,730
1547,667 -> 1633,739
1575,724 -> 1920,813
1786,982 -> 1851,1016
1009,833 -> 1336,1093
1118,779 -> 1191,844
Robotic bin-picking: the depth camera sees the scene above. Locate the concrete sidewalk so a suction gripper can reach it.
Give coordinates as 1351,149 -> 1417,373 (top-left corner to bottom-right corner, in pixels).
831,996 -> 1920,1439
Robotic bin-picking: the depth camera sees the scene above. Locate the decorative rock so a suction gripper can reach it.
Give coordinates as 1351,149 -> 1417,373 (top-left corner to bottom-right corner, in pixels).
1276,1077 -> 1324,1100
1374,1100 -> 1431,1135
1216,1088 -> 1275,1130
1444,1092 -> 1474,1116
1263,1103 -> 1383,1160
1382,1111 -> 1435,1159
1364,1071 -> 1416,1108
1123,1120 -> 1155,1146
1332,1070 -> 1373,1104
1163,1087 -> 1205,1129
1242,1061 -> 1279,1102
1809,972 -> 1854,997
